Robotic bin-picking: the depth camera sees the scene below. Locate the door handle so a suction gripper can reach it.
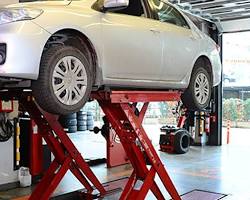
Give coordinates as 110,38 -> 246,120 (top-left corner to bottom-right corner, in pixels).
150,28 -> 160,34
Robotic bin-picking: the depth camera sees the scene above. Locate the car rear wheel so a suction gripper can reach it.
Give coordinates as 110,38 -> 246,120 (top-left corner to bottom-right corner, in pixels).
32,46 -> 92,115
181,66 -> 212,111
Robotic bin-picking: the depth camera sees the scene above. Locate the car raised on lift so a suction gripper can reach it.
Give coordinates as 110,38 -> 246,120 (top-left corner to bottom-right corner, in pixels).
0,0 -> 221,115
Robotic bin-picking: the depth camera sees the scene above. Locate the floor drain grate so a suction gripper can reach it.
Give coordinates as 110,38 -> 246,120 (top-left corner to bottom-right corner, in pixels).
181,189 -> 227,200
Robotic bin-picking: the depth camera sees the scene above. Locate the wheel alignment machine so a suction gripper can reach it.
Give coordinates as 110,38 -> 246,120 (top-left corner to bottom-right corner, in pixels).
9,90 -> 182,200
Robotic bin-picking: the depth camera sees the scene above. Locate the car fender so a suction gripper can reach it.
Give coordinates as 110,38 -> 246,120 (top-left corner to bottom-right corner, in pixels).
199,38 -> 222,86
0,21 -> 51,80
185,49 -> 221,87
32,6 -> 103,67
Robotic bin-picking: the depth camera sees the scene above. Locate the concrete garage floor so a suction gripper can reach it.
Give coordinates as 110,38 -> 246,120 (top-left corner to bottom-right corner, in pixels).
0,126 -> 250,199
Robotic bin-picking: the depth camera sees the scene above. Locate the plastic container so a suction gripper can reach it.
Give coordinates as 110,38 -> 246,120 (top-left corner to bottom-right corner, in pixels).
18,167 -> 32,187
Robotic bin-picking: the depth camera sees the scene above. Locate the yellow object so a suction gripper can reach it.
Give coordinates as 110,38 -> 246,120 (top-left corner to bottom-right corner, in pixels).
16,122 -> 21,164
16,139 -> 20,149
16,152 -> 20,161
16,127 -> 20,136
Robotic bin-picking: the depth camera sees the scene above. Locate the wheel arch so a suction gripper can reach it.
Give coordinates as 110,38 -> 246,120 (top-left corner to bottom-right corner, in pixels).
192,55 -> 213,84
181,55 -> 213,111
42,28 -> 102,86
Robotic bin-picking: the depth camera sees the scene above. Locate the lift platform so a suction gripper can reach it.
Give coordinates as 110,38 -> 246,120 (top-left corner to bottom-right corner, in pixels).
5,90 -> 182,200
92,90 -> 181,200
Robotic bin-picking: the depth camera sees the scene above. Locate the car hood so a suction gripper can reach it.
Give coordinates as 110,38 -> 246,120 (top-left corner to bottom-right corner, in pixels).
6,1 -> 71,9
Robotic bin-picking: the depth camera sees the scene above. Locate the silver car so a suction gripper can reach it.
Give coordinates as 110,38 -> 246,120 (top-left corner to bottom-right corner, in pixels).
0,0 -> 221,114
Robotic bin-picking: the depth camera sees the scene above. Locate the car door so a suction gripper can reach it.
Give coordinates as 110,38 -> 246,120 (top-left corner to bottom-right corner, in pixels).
149,0 -> 200,81
101,1 -> 163,81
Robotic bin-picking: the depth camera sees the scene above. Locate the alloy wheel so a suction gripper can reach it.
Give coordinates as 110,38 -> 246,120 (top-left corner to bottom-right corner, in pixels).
194,72 -> 210,105
52,56 -> 87,106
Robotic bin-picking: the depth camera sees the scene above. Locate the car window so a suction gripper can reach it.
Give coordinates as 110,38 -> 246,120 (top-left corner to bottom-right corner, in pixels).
111,0 -> 146,18
151,0 -> 189,29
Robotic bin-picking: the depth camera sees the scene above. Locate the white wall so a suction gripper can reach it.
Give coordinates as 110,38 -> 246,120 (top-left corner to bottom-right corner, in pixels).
0,0 -> 18,6
0,102 -> 19,186
0,139 -> 18,185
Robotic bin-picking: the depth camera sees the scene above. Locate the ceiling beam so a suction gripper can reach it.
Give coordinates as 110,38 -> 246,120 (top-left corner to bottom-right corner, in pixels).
212,9 -> 250,17
203,3 -> 250,14
191,0 -> 250,9
221,14 -> 250,21
179,0 -> 209,3
172,0 -> 250,21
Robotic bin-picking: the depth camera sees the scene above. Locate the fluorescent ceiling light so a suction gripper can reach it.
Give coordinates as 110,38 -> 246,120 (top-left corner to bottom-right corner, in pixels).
224,3 -> 237,7
233,8 -> 246,12
241,12 -> 250,16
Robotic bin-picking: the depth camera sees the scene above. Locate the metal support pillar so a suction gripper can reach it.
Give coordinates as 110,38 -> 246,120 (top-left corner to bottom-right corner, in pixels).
208,34 -> 223,146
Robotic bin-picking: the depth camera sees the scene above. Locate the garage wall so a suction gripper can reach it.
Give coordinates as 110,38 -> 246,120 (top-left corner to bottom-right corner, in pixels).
0,102 -> 19,187
0,140 -> 18,186
0,0 -> 18,6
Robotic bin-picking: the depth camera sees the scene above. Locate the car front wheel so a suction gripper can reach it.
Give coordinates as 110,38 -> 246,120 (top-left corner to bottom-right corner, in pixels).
32,46 -> 92,115
181,66 -> 212,111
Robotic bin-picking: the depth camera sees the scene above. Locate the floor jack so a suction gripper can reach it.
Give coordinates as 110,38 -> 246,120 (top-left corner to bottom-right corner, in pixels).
4,90 -> 182,200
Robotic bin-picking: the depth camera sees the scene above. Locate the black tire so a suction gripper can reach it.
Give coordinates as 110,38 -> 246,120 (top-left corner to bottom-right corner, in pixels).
59,113 -> 77,127
77,120 -> 87,126
78,125 -> 87,131
59,121 -> 77,128
87,125 -> 94,131
78,116 -> 87,121
174,129 -> 190,154
87,116 -> 93,121
87,111 -> 91,115
0,120 -> 13,142
181,66 -> 212,111
87,121 -> 94,126
77,112 -> 87,121
64,119 -> 77,127
68,126 -> 77,133
63,113 -> 77,119
32,46 -> 92,115
77,111 -> 86,116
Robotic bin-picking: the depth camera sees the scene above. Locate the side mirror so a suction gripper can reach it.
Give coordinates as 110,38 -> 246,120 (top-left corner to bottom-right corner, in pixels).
103,0 -> 129,11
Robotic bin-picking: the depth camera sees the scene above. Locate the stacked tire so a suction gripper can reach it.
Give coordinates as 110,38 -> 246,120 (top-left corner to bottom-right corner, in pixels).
77,111 -> 87,131
87,111 -> 94,131
59,111 -> 94,133
60,113 -> 77,133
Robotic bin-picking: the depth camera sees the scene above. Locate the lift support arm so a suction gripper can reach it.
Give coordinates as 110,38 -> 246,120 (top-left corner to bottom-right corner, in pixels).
8,90 -> 182,200
93,91 -> 181,200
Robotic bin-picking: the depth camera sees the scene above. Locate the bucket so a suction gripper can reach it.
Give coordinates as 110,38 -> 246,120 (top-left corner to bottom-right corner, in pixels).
18,167 -> 32,187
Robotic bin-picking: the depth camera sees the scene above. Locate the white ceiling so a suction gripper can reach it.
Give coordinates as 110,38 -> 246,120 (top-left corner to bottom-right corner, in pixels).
170,0 -> 250,21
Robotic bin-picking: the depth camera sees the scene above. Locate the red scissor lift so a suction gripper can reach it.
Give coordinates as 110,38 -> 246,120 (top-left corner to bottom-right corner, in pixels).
17,90 -> 182,200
